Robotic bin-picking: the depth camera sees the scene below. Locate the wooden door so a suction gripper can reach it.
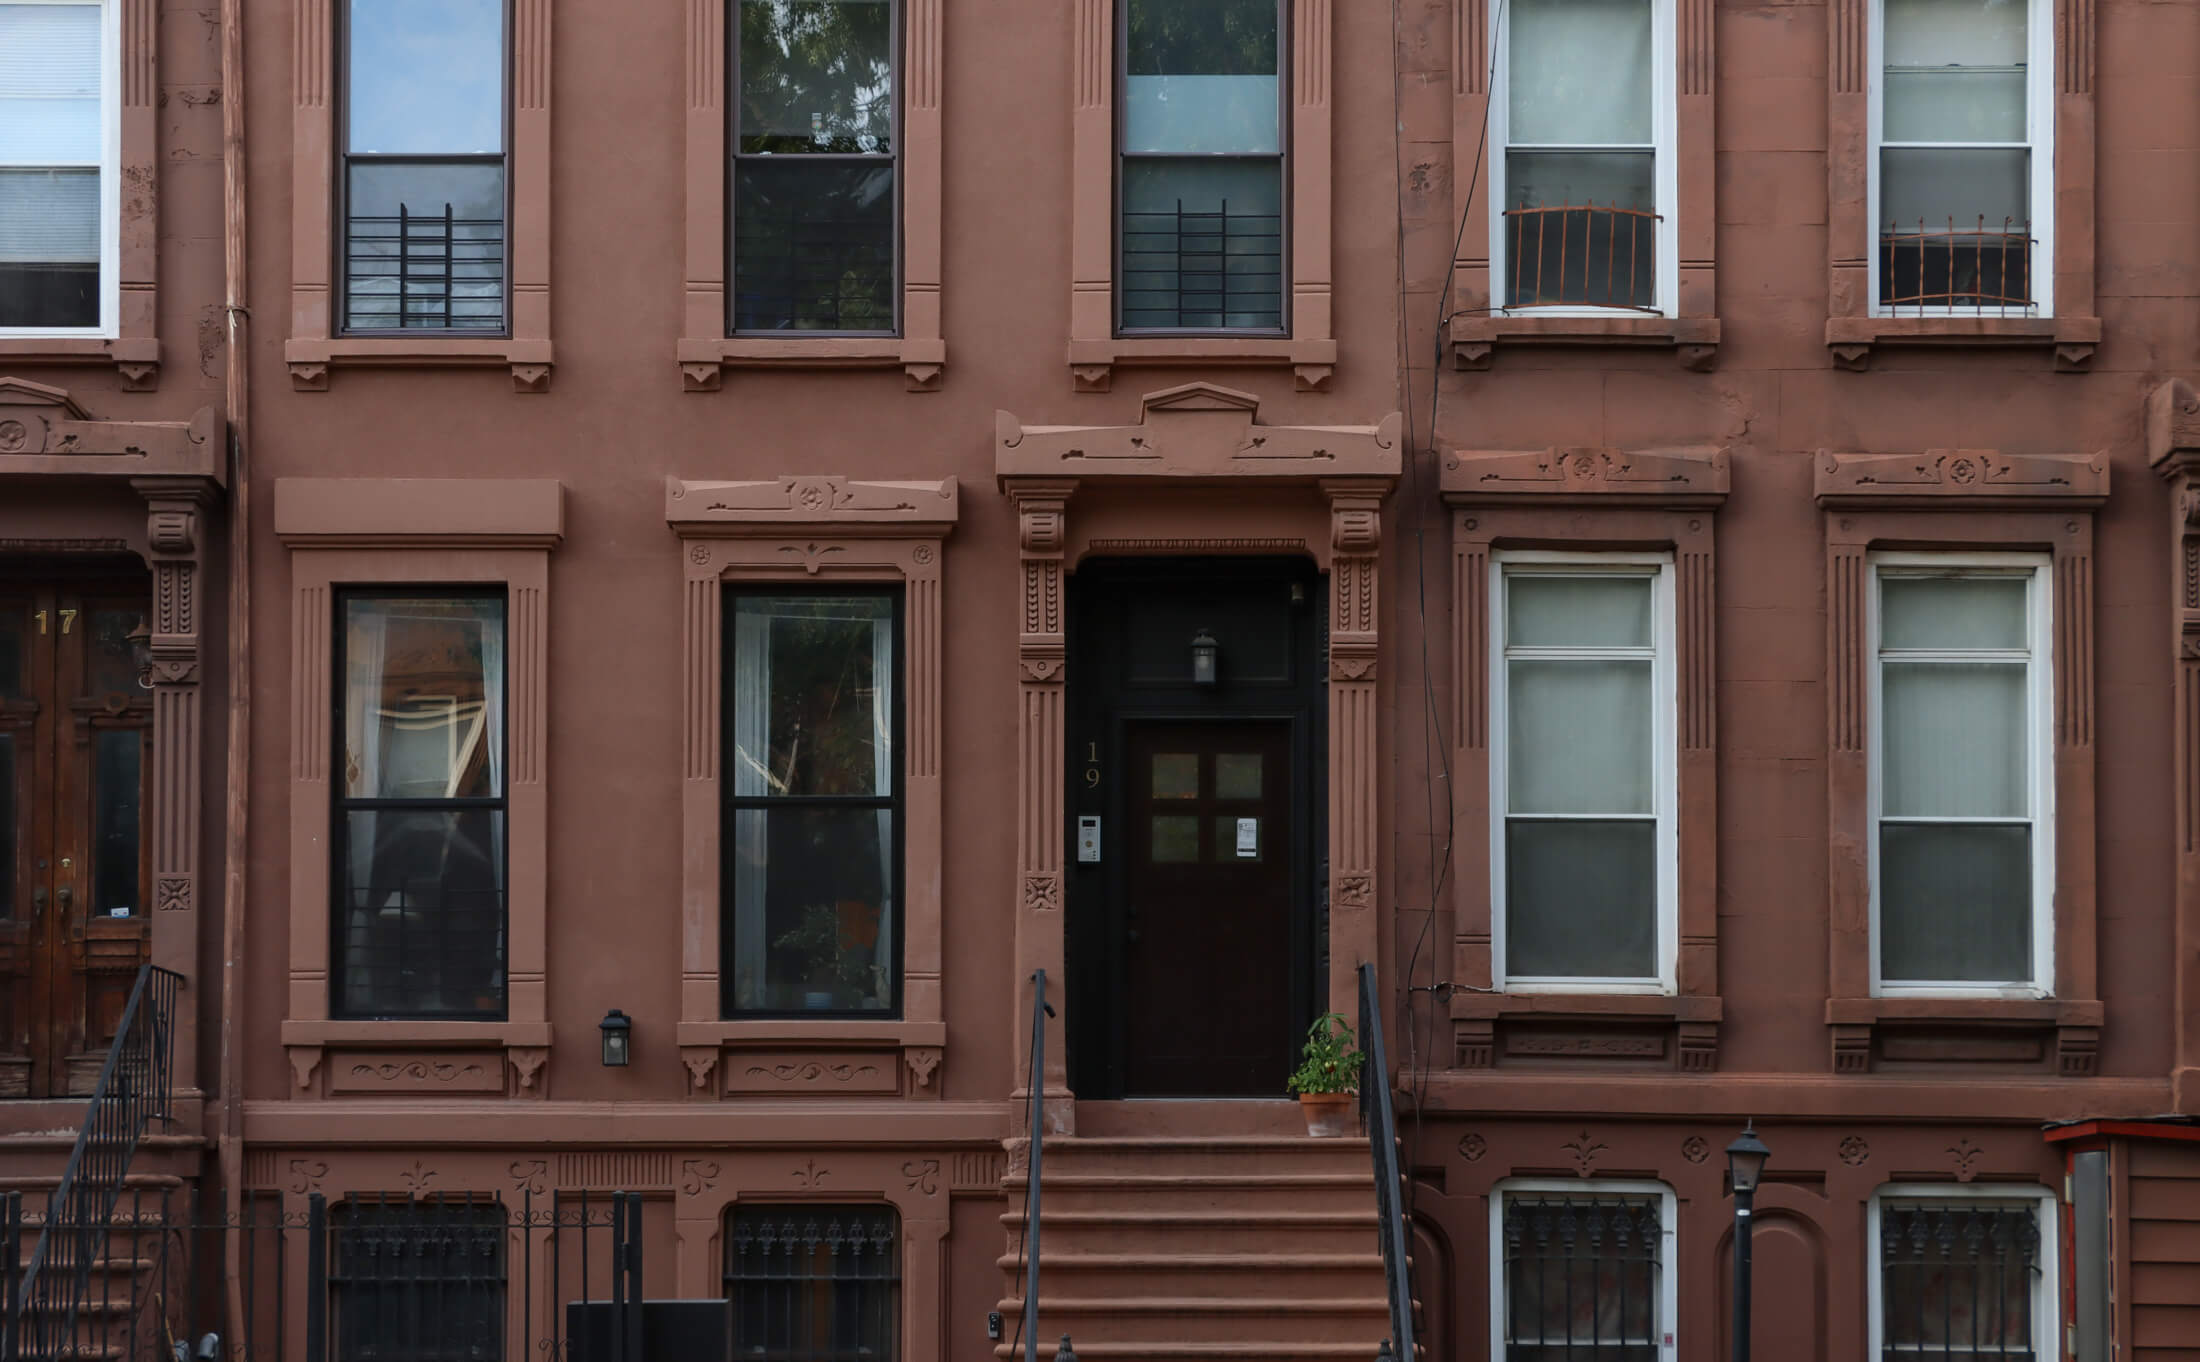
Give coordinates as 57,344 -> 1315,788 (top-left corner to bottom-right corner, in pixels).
1123,720 -> 1294,1096
0,585 -> 152,1097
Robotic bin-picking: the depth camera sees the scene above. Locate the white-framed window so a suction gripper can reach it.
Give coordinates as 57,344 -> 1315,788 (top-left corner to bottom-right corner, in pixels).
1869,0 -> 2053,316
1490,1180 -> 1676,1362
1490,554 -> 1677,992
1487,0 -> 1677,316
1868,555 -> 2053,996
0,0 -> 119,335
1868,1185 -> 2058,1362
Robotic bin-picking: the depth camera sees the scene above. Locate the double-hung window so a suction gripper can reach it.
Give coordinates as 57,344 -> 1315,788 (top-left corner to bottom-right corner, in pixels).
333,593 -> 508,1019
0,0 -> 114,332
726,591 -> 901,1016
1490,0 -> 1674,313
340,0 -> 508,332
726,1205 -> 900,1362
1118,0 -> 1285,332
1491,557 -> 1676,990
1869,1189 -> 2056,1362
1870,558 -> 2051,995
1872,0 -> 2050,314
1492,1183 -> 1674,1362
732,0 -> 897,334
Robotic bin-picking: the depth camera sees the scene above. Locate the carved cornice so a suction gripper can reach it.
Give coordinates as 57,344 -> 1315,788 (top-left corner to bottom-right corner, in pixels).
1815,449 -> 2109,508
996,383 -> 1403,486
1440,446 -> 1730,508
0,379 -> 222,482
275,478 -> 565,548
666,476 -> 960,536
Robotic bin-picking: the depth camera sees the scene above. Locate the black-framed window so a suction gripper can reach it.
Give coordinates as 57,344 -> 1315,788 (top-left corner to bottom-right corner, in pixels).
1118,0 -> 1286,333
724,590 -> 902,1017
725,1205 -> 899,1362
731,0 -> 898,335
333,592 -> 508,1020
340,0 -> 508,333
330,1194 -> 505,1362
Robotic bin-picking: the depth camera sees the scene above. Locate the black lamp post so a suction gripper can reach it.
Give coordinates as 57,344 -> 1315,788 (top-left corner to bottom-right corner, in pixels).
1726,1121 -> 1770,1362
599,1009 -> 632,1067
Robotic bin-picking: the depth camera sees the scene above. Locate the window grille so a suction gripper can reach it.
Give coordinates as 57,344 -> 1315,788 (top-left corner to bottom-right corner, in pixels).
330,1195 -> 505,1362
1879,1202 -> 2041,1361
725,1205 -> 900,1362
1501,1195 -> 1663,1362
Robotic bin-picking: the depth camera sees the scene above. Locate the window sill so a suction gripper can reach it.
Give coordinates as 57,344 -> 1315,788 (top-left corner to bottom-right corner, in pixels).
1450,992 -> 1722,1071
283,337 -> 554,393
1448,314 -> 1720,372
675,1019 -> 945,1100
280,1020 -> 553,1099
1066,336 -> 1337,394
0,337 -> 161,391
1823,316 -> 2100,372
677,337 -> 945,393
1824,997 -> 2102,1075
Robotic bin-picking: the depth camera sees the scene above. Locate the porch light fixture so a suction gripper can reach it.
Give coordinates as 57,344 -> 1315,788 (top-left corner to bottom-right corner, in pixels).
599,1009 -> 632,1067
1726,1120 -> 1770,1362
1190,628 -> 1219,686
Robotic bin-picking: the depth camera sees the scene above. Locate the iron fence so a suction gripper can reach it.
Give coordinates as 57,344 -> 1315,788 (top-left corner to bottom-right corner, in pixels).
1357,962 -> 1417,1362
1502,203 -> 1661,312
1878,1202 -> 2041,1361
1500,1195 -> 1663,1362
1120,202 -> 1284,330
344,206 -> 507,332
1878,219 -> 2035,312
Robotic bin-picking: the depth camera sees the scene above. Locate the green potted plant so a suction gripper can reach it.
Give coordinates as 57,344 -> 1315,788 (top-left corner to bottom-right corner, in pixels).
1286,1013 -> 1363,1137
774,904 -> 875,1009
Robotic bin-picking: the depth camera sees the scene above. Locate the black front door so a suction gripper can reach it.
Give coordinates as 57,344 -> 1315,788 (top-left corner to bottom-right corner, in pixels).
1067,558 -> 1324,1099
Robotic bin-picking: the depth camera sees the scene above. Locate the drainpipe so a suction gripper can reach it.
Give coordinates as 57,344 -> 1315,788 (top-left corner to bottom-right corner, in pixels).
215,0 -> 252,1341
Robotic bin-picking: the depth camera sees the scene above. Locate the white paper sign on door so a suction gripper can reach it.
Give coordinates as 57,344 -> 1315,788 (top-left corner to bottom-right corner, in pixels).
1236,817 -> 1259,858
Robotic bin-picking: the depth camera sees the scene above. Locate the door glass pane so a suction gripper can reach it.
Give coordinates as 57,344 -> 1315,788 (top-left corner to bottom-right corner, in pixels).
1151,753 -> 1199,799
0,734 -> 14,921
1124,0 -> 1278,155
1882,661 -> 2026,818
1879,822 -> 2032,981
1883,0 -> 2026,143
83,607 -> 142,699
1508,0 -> 1653,145
91,728 -> 137,918
1214,752 -> 1262,800
343,596 -> 505,800
0,3 -> 102,162
729,806 -> 893,1012
730,595 -> 895,798
737,0 -> 894,153
0,607 -> 25,700
732,160 -> 895,332
1507,658 -> 1653,814
1505,819 -> 1658,978
1506,574 -> 1653,648
1880,575 -> 2028,650
339,807 -> 507,1015
346,0 -> 504,154
1120,157 -> 1285,330
1214,815 -> 1260,863
1150,815 -> 1198,863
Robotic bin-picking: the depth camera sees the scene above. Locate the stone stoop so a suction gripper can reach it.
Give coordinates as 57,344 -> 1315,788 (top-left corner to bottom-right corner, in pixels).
997,1136 -> 1390,1360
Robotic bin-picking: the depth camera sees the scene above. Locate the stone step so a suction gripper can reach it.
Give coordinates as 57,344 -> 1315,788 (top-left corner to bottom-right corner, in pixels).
1000,1208 -> 1380,1255
1005,1172 -> 1376,1215
995,1340 -> 1388,1362
990,1296 -> 1391,1345
1008,1136 -> 1373,1178
995,1251 -> 1388,1299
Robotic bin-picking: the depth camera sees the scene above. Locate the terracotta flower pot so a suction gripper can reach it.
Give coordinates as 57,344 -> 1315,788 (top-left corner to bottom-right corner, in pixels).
1299,1091 -> 1357,1138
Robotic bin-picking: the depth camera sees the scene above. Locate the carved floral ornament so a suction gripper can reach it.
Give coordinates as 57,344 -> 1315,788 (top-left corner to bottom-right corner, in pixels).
1440,445 -> 1730,509
996,383 -> 1403,487
1816,448 -> 2109,509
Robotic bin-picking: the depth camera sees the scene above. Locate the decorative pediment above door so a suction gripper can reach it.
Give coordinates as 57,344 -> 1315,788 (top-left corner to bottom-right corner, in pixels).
0,378 -> 223,482
996,382 -> 1402,485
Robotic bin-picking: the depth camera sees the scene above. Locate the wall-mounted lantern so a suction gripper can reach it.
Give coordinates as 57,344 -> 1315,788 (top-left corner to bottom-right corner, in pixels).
1190,629 -> 1219,686
599,1009 -> 632,1067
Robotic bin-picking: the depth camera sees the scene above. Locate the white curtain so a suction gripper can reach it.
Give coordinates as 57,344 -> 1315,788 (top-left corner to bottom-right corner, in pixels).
478,610 -> 507,995
731,607 -> 773,1009
869,613 -> 894,1010
1508,0 -> 1653,146
341,607 -> 390,1006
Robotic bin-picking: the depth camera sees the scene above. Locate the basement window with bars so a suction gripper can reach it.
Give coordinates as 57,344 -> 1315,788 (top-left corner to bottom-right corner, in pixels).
330,1195 -> 505,1362
1490,0 -> 1674,313
0,0 -> 113,332
1117,0 -> 1286,332
1871,1194 -> 2054,1362
1872,0 -> 2050,314
1496,1188 -> 1672,1362
340,0 -> 509,333
725,1205 -> 900,1362
731,0 -> 898,334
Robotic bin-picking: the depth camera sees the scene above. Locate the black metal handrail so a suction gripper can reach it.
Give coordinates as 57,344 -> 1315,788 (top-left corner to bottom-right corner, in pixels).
1359,961 -> 1416,1362
7,963 -> 182,1362
1021,969 -> 1050,1362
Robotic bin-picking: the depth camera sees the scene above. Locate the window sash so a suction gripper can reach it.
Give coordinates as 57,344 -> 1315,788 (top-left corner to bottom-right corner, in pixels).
1868,559 -> 2052,995
1491,559 -> 1676,991
0,0 -> 116,337
336,0 -> 512,335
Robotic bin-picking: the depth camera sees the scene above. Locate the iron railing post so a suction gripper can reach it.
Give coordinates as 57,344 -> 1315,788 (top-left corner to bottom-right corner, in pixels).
623,1194 -> 644,1362
306,1193 -> 327,1362
1024,969 -> 1048,1362
1358,962 -> 1416,1362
